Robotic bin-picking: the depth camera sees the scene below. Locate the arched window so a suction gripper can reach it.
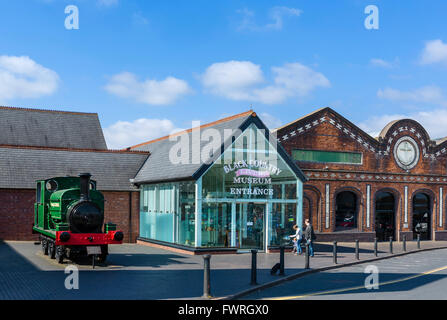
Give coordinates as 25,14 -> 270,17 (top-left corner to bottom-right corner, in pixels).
375,191 -> 395,241
412,193 -> 431,240
335,191 -> 357,231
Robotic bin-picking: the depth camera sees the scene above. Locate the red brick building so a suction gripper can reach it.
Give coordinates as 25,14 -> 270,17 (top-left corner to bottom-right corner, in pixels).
275,107 -> 447,242
0,107 -> 148,243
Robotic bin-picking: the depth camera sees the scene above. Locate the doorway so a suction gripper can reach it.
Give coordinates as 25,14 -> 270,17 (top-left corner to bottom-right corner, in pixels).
236,202 -> 266,250
335,191 -> 358,231
412,193 -> 431,240
375,191 -> 396,241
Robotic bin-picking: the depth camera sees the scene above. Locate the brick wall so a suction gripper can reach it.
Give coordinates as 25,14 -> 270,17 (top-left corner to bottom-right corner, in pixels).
0,188 -> 140,243
0,189 -> 36,241
277,108 -> 447,241
103,191 -> 140,243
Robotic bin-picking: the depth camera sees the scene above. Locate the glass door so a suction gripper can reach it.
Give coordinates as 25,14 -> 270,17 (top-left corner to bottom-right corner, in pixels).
236,202 -> 266,250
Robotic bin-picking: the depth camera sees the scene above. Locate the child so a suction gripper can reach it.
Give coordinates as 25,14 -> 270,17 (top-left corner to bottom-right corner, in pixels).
289,225 -> 303,255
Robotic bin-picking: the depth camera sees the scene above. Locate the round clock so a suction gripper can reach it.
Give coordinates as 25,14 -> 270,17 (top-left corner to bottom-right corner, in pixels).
393,136 -> 419,170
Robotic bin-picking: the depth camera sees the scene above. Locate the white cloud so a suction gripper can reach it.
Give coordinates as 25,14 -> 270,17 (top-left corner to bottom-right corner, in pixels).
132,11 -> 149,25
420,39 -> 447,65
359,109 -> 447,139
237,8 -> 257,31
103,118 -> 181,149
266,7 -> 302,30
370,58 -> 399,68
252,86 -> 290,104
237,6 -> 301,31
0,55 -> 59,102
105,72 -> 192,105
201,61 -> 330,104
358,113 -> 406,137
260,112 -> 282,129
377,86 -> 447,106
201,61 -> 264,101
272,63 -> 330,96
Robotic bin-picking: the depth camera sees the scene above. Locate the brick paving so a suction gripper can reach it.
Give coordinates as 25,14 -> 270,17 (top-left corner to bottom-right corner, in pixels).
1,240 -> 446,299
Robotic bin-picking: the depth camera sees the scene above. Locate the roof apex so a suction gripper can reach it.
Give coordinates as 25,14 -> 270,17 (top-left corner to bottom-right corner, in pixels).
127,110 -> 255,150
272,107 -> 333,132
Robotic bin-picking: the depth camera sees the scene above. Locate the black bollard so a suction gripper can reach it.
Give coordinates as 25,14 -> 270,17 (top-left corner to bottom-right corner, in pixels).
250,249 -> 257,285
403,235 -> 407,252
202,255 -> 212,298
374,237 -> 378,257
417,234 -> 421,249
355,240 -> 360,260
305,243 -> 310,269
389,236 -> 393,254
333,241 -> 337,264
279,245 -> 285,276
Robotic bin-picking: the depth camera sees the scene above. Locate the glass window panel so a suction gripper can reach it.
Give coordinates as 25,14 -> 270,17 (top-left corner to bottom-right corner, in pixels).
177,181 -> 196,246
202,124 -> 298,200
270,203 -> 296,246
285,184 -> 297,200
140,182 -> 182,244
36,182 -> 42,204
149,187 -> 156,212
165,187 -> 171,213
159,187 -> 165,212
202,202 -> 232,247
292,149 -> 362,164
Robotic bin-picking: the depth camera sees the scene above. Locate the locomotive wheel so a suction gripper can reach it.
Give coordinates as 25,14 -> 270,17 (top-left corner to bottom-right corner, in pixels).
97,254 -> 107,263
98,245 -> 108,263
41,238 -> 48,255
48,241 -> 56,259
55,246 -> 65,264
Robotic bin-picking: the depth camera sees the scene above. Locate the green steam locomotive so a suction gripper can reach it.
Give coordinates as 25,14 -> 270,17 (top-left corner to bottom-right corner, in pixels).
32,173 -> 123,264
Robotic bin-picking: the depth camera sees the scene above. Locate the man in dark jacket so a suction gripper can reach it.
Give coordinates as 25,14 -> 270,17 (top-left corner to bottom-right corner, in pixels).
304,219 -> 315,257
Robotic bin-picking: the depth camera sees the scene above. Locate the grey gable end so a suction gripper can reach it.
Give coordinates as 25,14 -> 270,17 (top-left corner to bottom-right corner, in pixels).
131,112 -> 307,185
132,114 -> 251,184
0,107 -> 107,149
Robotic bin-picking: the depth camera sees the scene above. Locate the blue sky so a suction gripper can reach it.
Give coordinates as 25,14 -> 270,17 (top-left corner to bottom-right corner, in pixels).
1,0 -> 447,148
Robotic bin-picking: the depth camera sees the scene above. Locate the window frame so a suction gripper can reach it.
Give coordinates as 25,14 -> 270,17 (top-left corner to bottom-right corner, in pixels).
292,149 -> 363,165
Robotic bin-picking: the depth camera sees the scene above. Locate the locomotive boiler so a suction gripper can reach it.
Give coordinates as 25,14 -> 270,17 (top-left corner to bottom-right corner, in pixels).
32,173 -> 123,264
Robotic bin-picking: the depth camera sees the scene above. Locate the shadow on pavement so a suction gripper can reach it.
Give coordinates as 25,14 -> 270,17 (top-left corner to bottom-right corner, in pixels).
106,253 -> 195,268
315,243 -> 384,254
0,241 -> 40,273
244,270 -> 447,299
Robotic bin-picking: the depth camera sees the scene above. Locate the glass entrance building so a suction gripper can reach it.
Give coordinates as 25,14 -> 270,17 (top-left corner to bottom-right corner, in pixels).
131,111 -> 307,252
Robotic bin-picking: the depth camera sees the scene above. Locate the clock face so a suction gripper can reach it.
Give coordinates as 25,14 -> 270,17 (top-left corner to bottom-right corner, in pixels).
393,136 -> 419,170
397,141 -> 416,165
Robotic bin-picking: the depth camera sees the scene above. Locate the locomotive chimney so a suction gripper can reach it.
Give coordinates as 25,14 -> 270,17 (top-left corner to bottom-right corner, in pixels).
79,173 -> 92,201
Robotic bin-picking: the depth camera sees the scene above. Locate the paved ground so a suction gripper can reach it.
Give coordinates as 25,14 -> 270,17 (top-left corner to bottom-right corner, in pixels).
243,248 -> 447,300
0,240 -> 446,299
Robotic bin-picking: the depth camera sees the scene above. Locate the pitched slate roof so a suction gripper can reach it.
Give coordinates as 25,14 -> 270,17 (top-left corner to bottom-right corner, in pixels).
0,106 -> 107,149
0,146 -> 149,191
130,111 -> 307,184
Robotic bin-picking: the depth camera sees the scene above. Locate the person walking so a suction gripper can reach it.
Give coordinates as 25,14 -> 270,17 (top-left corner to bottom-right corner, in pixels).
289,225 -> 303,255
304,219 -> 316,257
